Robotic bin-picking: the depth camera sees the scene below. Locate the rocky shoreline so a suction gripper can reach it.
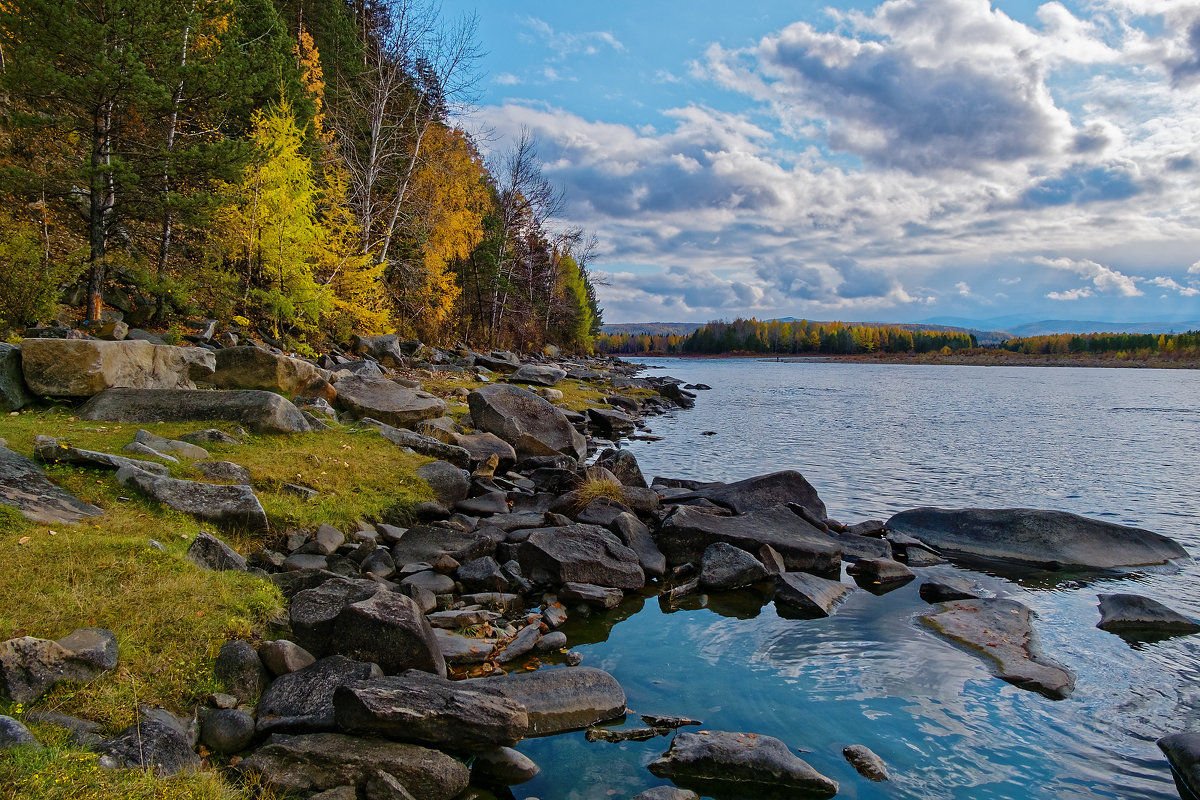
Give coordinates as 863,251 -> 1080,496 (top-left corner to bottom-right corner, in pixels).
0,324 -> 1198,799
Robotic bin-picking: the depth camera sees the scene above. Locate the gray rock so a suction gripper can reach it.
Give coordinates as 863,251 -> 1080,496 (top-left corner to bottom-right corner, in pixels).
79,388 -> 311,434
921,598 -> 1075,699
309,787 -> 359,800
433,629 -> 500,665
334,671 -> 529,750
20,338 -> 213,396
314,524 -> 345,556
700,542 -> 769,590
187,531 -> 247,572
350,334 -> 406,367
0,344 -> 33,412
332,591 -> 446,677
457,492 -> 509,516
367,421 -> 471,469
32,435 -> 169,475
509,364 -> 566,386
200,708 -> 256,754
843,744 -> 889,781
574,496 -> 633,527
631,788 -> 699,800
587,407 -> 635,438
1096,593 -> 1200,636
0,445 -> 104,524
209,346 -> 319,395
335,376 -> 447,428
468,384 -> 586,462
284,553 -> 329,572
391,525 -> 495,566
453,433 -> 517,471
481,666 -> 626,736
97,715 -> 201,776
23,711 -> 102,747
919,577 -> 981,603
133,429 -> 210,459
116,465 -> 268,530
659,506 -> 841,574
426,609 -> 501,629
457,557 -> 508,593
774,573 -> 853,619
415,462 -> 470,509
123,441 -> 179,462
260,640 -> 317,677
494,621 -> 543,665
536,631 -> 568,652
471,746 -> 540,785
0,628 -> 117,703
290,577 -> 383,656
846,557 -> 915,587
519,525 -> 645,590
648,730 -> 837,799
214,640 -> 268,703
612,512 -> 666,578
240,732 -> 469,799
886,507 -> 1188,569
596,448 -> 648,489
179,429 -> 242,445
1159,732 -> 1200,800
559,582 -> 623,609
828,530 -> 893,561
258,656 -> 384,735
670,471 -> 827,519
365,770 -> 419,800
399,570 -> 455,595
0,715 -> 40,749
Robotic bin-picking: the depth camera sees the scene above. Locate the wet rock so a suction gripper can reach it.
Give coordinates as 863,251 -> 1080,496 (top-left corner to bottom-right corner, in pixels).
641,714 -> 703,728
0,628 -> 117,703
258,656 -> 384,735
828,530 -> 893,561
1158,732 -> 1200,800
659,506 -> 840,574
213,640 -> 268,703
1096,593 -> 1200,637
481,666 -> 626,736
509,364 -> 566,386
0,344 -> 33,412
33,435 -> 170,475
647,730 -> 837,799
117,465 -> 268,530
240,732 -> 469,799
209,346 -> 318,394
536,631 -> 568,652
921,598 -> 1075,699
260,640 -> 317,677
886,507 -> 1188,569
98,713 -> 200,776
559,582 -> 623,609
843,744 -> 889,781
468,384 -> 586,461
903,545 -> 944,566
588,408 -> 636,438
20,338 -> 213,395
0,445 -> 104,524
586,726 -> 670,743
846,557 -> 915,589
0,715 -> 40,749
334,671 -> 529,749
670,471 -> 827,519
79,388 -> 311,434
200,708 -> 256,754
471,746 -> 539,785
187,531 -> 247,572
919,577 -> 981,603
773,573 -> 853,619
332,591 -> 446,677
519,525 -> 645,590
700,542 -> 768,591
335,375 -> 447,428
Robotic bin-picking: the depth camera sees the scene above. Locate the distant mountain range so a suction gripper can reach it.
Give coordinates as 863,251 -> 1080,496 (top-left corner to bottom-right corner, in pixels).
600,318 -> 1008,345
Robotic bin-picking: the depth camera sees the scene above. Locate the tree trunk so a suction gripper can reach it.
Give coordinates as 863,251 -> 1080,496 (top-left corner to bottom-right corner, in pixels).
86,102 -> 114,323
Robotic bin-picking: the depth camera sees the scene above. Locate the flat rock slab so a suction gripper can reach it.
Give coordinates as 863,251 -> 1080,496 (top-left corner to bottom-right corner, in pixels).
33,436 -> 169,475
334,375 -> 446,428
670,471 -> 827,519
1097,593 -> 1200,637
368,421 -> 470,469
477,667 -> 626,737
20,338 -> 214,396
886,507 -> 1187,569
648,730 -> 838,799
79,388 -> 311,434
209,346 -> 319,394
659,506 -> 841,575
468,384 -> 586,462
921,598 -> 1075,699
117,466 -> 267,530
241,732 -> 469,799
774,573 -> 853,619
334,671 -> 529,750
509,365 -> 566,386
0,446 -> 104,524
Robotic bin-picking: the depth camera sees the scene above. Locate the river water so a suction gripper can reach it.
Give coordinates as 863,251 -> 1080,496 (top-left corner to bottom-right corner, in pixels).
514,359 -> 1200,800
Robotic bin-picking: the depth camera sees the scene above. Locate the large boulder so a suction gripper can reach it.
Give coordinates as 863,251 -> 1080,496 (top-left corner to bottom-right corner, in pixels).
1158,732 -> 1200,800
331,591 -> 446,677
671,471 -> 827,519
240,732 -> 469,799
1096,593 -> 1200,636
79,388 -> 311,434
468,384 -> 586,461
453,433 -> 517,471
258,656 -> 384,735
647,730 -> 838,799
0,344 -> 33,412
700,542 -> 768,590
350,334 -> 408,367
209,346 -> 319,395
33,436 -> 169,475
508,364 -> 566,387
20,338 -> 214,396
0,445 -> 104,524
116,466 -> 267,530
334,671 -> 529,750
334,375 -> 446,428
480,667 -> 626,736
518,525 -> 645,590
0,628 -> 118,704
921,598 -> 1075,699
289,578 -> 383,656
390,525 -> 495,566
886,507 -> 1187,569
658,506 -> 841,574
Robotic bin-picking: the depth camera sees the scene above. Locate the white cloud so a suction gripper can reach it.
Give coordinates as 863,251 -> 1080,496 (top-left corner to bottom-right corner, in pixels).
956,281 -> 972,296
1189,261 -> 1200,274
1047,287 -> 1095,300
1148,276 -> 1200,296
1034,256 -> 1144,296
521,17 -> 625,60
495,73 -> 521,86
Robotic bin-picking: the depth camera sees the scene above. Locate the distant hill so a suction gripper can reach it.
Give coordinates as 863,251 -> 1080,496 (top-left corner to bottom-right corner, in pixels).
922,316 -> 1200,337
600,322 -> 704,337
602,318 -> 1008,345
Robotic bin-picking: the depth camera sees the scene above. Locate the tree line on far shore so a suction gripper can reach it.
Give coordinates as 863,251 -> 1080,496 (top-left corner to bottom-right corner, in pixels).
0,0 -> 601,354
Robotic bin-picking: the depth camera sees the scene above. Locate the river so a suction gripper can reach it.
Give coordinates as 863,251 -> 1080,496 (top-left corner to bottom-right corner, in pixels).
513,359 -> 1200,800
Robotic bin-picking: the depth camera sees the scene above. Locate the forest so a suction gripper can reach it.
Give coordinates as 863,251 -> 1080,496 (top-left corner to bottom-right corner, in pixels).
0,0 -> 602,353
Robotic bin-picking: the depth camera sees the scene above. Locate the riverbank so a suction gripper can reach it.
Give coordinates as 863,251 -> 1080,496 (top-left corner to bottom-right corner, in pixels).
613,350 -> 1200,369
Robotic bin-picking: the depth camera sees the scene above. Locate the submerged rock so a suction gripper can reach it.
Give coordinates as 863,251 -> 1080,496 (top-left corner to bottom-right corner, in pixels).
647,730 -> 837,799
921,598 -> 1075,699
843,744 -> 889,781
886,507 -> 1187,569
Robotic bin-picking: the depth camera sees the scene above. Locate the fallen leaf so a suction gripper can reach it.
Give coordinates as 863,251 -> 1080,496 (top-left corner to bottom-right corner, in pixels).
18,537 -> 31,545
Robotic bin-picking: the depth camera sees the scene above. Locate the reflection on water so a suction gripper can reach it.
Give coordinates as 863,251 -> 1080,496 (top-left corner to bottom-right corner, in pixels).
515,361 -> 1200,800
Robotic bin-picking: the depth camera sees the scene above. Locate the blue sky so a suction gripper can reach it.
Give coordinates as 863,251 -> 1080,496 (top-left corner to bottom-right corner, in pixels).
443,0 -> 1200,324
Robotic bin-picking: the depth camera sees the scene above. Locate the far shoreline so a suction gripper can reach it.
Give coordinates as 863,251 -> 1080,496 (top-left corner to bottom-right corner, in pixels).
615,351 -> 1200,370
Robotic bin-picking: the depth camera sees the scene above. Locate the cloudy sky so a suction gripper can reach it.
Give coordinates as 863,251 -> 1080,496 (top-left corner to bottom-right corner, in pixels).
444,0 -> 1200,324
